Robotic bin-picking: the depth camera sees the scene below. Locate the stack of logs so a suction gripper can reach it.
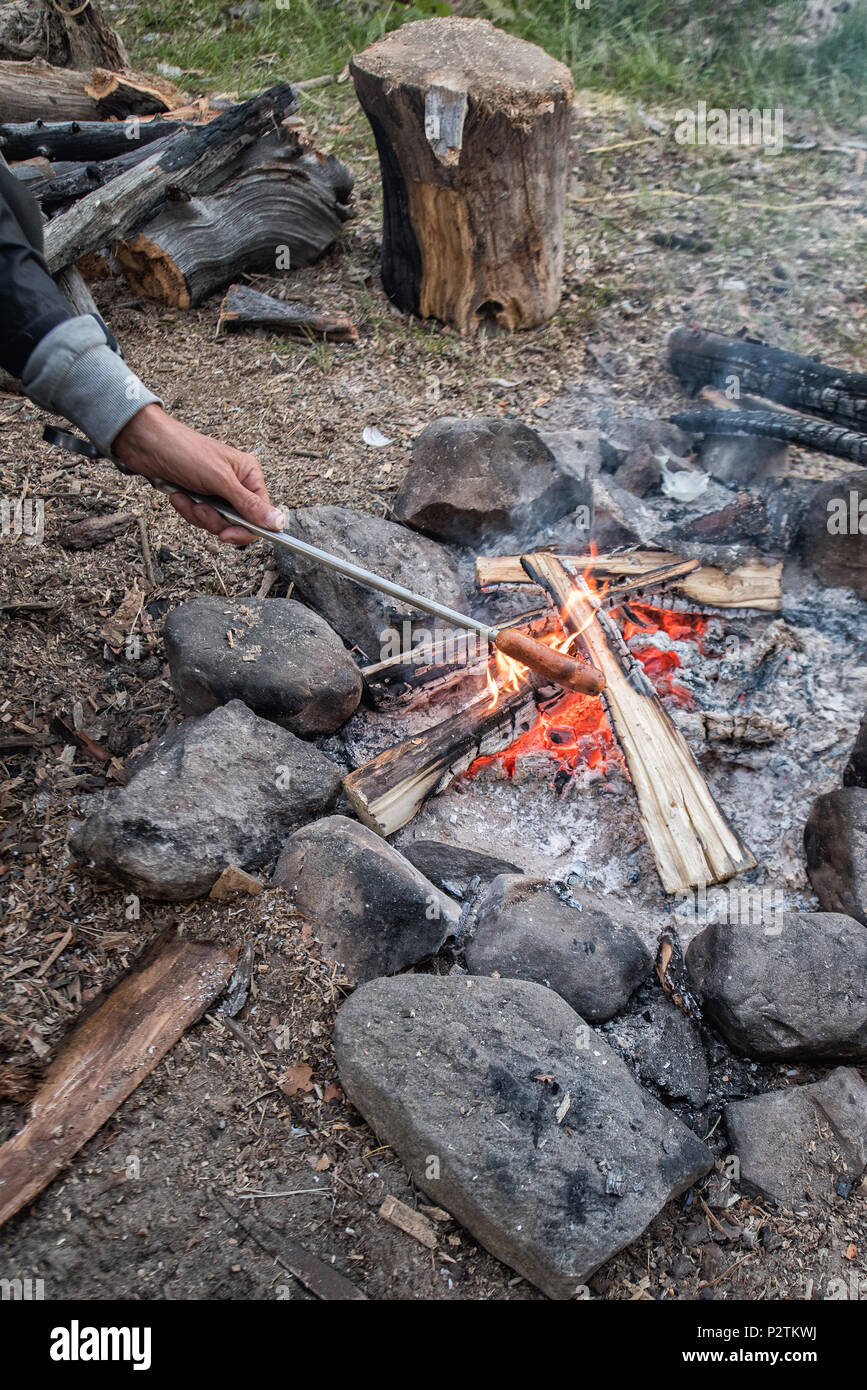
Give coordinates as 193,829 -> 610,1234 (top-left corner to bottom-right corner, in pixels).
0,0 -> 354,313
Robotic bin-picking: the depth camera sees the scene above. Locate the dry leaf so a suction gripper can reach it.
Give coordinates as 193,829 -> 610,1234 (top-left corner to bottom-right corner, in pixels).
278,1063 -> 314,1096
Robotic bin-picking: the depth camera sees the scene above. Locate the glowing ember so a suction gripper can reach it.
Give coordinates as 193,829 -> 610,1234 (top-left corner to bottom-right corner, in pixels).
473,600 -> 708,781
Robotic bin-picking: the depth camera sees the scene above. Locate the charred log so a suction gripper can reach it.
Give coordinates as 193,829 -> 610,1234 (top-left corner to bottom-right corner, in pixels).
671,408 -> 867,467
343,683 -> 542,837
666,325 -> 867,433
0,116 -> 188,163
42,84 -> 298,274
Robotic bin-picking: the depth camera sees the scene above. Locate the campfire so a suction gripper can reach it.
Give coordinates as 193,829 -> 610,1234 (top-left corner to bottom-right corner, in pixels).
346,547 -> 764,895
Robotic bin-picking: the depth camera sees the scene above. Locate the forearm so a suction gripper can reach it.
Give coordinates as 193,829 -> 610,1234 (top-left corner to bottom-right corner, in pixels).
21,315 -> 161,457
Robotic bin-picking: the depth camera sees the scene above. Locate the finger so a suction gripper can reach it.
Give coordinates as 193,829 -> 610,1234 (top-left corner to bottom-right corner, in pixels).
231,451 -> 271,503
217,523 -> 258,546
168,492 -> 227,536
220,461 -> 284,532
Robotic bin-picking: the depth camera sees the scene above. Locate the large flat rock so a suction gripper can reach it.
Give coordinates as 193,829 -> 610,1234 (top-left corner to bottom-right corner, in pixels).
335,974 -> 712,1298
686,912 -> 867,1060
70,700 -> 342,900
164,596 -> 361,735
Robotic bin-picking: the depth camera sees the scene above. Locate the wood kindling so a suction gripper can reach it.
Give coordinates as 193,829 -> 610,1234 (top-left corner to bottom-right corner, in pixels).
475,550 -> 782,612
521,551 -> 756,894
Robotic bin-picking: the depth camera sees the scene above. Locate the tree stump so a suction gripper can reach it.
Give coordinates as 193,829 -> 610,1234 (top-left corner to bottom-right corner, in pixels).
351,17 -> 573,336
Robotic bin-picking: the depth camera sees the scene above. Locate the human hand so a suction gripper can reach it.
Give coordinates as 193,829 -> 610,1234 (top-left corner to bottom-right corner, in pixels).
113,404 -> 284,545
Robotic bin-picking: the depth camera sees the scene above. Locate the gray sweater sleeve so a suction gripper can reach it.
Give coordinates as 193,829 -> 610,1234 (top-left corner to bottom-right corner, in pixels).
21,314 -> 162,457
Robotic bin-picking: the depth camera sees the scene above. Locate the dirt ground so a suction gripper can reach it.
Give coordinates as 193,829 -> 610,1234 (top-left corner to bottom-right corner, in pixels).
1,87 -> 865,1301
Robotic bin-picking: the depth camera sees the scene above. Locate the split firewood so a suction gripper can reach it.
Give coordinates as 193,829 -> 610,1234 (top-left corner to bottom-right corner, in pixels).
113,134 -> 354,308
475,550 -> 783,612
666,325 -> 867,433
0,58 -> 182,124
0,0 -> 129,71
42,83 -> 298,274
217,283 -> 358,343
0,115 -> 188,163
343,682 -> 541,837
351,17 -> 573,335
671,408 -> 867,468
522,552 -> 756,894
0,931 -> 237,1229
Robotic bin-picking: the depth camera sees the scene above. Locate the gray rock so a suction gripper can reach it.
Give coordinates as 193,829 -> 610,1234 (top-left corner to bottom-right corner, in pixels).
611,444 -> 662,498
334,974 -> 712,1299
393,416 -> 589,544
70,700 -> 341,900
605,991 -> 709,1104
272,816 -> 458,982
726,1068 -> 867,1208
686,912 -> 867,1060
400,840 -> 523,897
599,417 -> 694,472
804,787 -> 867,926
272,505 -> 464,662
465,876 -> 651,1023
799,471 -> 867,598
844,714 -> 867,788
164,596 -> 361,735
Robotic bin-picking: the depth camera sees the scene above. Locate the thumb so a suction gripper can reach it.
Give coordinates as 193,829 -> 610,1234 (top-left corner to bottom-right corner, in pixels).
222,474 -> 285,533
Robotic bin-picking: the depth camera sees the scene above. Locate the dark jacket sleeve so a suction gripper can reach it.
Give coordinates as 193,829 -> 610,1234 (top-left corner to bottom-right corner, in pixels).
0,158 -> 76,377
0,155 -> 160,452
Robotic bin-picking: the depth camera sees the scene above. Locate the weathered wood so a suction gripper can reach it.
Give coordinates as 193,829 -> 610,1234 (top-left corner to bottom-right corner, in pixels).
215,1193 -> 367,1301
344,682 -> 541,837
54,262 -> 98,314
84,64 -> 183,119
666,325 -> 867,433
218,283 -> 358,342
0,115 -> 188,162
0,0 -> 128,69
0,58 -> 181,123
42,84 -> 298,273
521,552 -> 756,895
31,131 -> 178,210
351,17 -> 573,335
0,932 -> 236,1229
114,134 -> 353,308
671,408 -> 867,467
475,550 -> 783,612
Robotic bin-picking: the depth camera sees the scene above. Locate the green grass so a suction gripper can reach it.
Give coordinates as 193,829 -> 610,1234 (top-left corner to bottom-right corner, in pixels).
117,0 -> 867,125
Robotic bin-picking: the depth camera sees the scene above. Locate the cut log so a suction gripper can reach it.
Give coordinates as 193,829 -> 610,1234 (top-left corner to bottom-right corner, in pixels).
0,931 -> 236,1229
42,83 -> 298,273
217,283 -> 358,343
0,58 -> 181,123
344,682 -> 541,837
475,550 -> 783,612
0,0 -> 129,70
521,552 -> 756,894
84,64 -> 184,119
666,325 -> 867,433
113,133 -> 353,308
54,262 -> 98,314
351,17 -> 573,335
671,408 -> 867,468
0,115 -> 188,162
